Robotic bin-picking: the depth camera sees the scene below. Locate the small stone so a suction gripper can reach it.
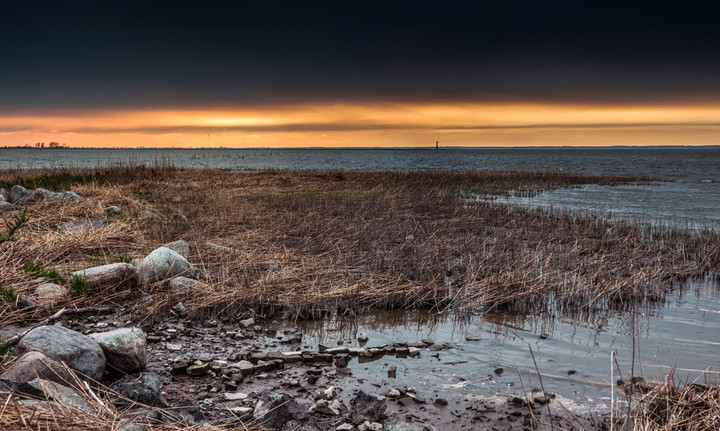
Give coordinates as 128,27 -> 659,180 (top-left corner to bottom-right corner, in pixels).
224,391 -> 249,401
434,398 -> 448,406
239,318 -> 255,328
494,367 -> 504,375
229,406 -> 253,417
408,347 -> 421,356
172,302 -> 186,313
105,206 -> 122,215
421,339 -> 434,345
357,332 -> 369,342
186,363 -> 209,376
336,424 -> 355,431
387,389 -> 401,398
388,366 -> 397,378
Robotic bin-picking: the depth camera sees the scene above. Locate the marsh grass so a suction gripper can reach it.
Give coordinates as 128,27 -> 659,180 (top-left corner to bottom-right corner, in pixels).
0,167 -> 716,325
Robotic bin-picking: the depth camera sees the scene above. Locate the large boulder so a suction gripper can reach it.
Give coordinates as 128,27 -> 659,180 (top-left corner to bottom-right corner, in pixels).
12,325 -> 106,381
72,263 -> 138,292
254,391 -> 318,431
89,327 -> 147,374
137,247 -> 192,285
0,351 -> 78,385
349,391 -> 387,424
26,378 -> 95,413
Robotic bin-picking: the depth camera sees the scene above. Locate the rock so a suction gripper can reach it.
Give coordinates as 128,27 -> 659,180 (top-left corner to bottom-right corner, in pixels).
105,206 -> 122,215
88,327 -> 147,374
137,247 -> 193,285
10,185 -> 31,204
12,325 -> 105,381
32,188 -> 54,200
138,210 -> 159,220
73,263 -> 138,292
408,347 -> 421,356
163,240 -> 191,257
117,418 -> 151,431
309,399 -> 345,416
0,188 -> 8,202
358,422 -> 383,431
254,391 -> 318,431
35,282 -> 67,306
350,391 -> 387,424
168,276 -> 203,291
55,191 -> 83,202
224,391 -> 249,401
203,242 -> 236,253
385,421 -> 428,431
494,367 -> 504,375
0,351 -> 78,385
387,389 -> 401,398
109,372 -> 167,408
61,217 -> 107,233
357,332 -> 369,342
186,363 -> 209,376
0,201 -> 15,213
26,378 -> 95,413
336,424 -> 356,431
433,398 -> 448,406
239,317 -> 255,328
387,366 -> 396,378
324,386 -> 337,400
229,406 -> 253,417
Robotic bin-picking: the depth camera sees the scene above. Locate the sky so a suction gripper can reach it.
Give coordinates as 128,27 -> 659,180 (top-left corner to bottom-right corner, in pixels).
2,1 -> 720,148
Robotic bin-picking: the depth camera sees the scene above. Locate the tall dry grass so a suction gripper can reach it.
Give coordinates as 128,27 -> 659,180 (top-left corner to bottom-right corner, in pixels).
0,167 -> 716,325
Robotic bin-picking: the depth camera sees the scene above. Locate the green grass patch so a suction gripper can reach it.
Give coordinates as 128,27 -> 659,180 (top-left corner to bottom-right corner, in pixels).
0,338 -> 11,364
69,273 -> 89,296
22,263 -> 44,273
0,285 -> 17,302
0,172 -> 108,192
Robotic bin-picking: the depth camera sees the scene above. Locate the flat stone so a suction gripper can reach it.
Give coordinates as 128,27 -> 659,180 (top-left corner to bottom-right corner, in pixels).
73,263 -> 138,292
224,391 -> 249,401
62,217 -> 107,233
0,351 -> 78,385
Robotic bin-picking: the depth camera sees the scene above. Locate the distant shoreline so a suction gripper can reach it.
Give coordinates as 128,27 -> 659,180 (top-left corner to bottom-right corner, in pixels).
2,145 -> 720,150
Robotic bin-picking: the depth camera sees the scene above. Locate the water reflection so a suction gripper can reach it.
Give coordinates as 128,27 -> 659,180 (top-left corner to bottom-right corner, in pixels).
281,277 -> 720,403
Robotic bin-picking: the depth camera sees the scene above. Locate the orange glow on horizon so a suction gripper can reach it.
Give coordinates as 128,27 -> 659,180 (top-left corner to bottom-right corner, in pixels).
2,102 -> 720,148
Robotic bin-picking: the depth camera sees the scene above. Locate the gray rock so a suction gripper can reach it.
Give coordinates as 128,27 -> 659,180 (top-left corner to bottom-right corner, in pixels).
309,399 -> 345,416
26,378 -> 95,413
35,282 -> 67,306
203,242 -> 236,253
89,327 -> 147,374
109,372 -> 167,408
138,210 -> 159,220
55,191 -> 83,202
163,240 -> 191,257
349,391 -> 387,424
254,391 -> 318,431
384,421 -> 429,431
105,206 -> 122,215
72,263 -> 138,292
32,188 -> 54,200
239,318 -> 255,328
336,424 -> 356,431
357,332 -> 369,342
0,351 -> 78,385
61,217 -> 107,233
12,325 -> 106,381
117,418 -> 151,431
168,276 -> 203,291
0,188 -> 8,202
10,185 -> 31,204
137,247 -> 193,285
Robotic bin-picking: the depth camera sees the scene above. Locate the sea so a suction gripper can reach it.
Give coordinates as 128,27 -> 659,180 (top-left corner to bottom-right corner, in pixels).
2,146 -> 719,229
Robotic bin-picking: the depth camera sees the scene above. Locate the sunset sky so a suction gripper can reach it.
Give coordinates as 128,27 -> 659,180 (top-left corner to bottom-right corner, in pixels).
2,1 -> 719,148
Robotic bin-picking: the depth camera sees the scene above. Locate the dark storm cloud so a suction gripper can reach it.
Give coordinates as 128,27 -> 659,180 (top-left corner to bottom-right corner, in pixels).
2,1 -> 720,109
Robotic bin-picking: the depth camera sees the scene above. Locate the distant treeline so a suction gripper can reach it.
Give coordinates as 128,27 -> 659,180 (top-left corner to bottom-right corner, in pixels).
6,142 -> 69,149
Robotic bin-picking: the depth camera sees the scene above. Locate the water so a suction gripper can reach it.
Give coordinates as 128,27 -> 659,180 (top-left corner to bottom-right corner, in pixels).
287,277 -> 720,408
2,146 -> 720,228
